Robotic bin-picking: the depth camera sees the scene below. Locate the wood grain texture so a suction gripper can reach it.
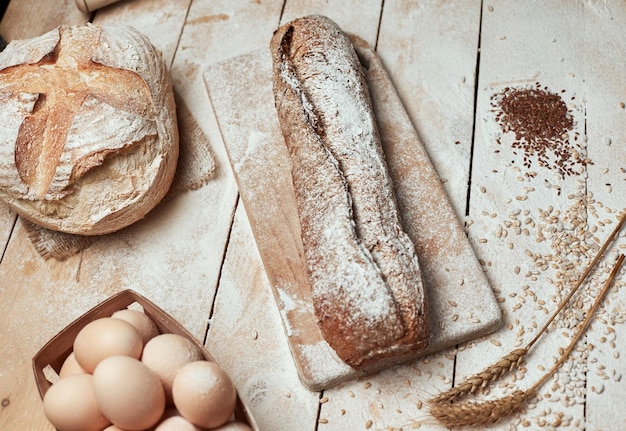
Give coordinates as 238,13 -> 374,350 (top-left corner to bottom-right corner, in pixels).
172,0 -> 319,426
578,2 -> 626,430
0,2 -> 211,430
460,1 -> 625,429
0,0 -> 88,41
0,203 -> 14,257
376,0 -> 482,219
205,44 -> 500,390
93,0 -> 190,65
207,203 -> 320,431
0,223 -> 103,431
281,0 -> 382,48
1,1 -> 626,430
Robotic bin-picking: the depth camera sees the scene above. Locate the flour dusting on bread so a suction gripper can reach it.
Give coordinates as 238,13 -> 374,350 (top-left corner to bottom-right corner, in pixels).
0,24 -> 178,235
271,15 -> 429,368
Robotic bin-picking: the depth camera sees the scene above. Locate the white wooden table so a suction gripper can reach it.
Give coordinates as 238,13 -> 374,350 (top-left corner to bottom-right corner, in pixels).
1,1 -> 625,430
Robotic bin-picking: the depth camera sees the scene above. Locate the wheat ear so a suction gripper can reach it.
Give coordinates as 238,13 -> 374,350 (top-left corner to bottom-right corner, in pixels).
430,210 -> 626,405
429,389 -> 530,428
430,347 -> 528,404
428,254 -> 624,428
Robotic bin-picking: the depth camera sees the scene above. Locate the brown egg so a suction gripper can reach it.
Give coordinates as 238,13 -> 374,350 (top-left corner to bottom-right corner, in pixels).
93,355 -> 166,431
103,426 -> 128,431
59,352 -> 87,378
172,361 -> 237,429
74,317 -> 143,373
111,309 -> 160,345
141,334 -> 202,402
211,422 -> 253,431
153,414 -> 203,431
43,374 -> 111,431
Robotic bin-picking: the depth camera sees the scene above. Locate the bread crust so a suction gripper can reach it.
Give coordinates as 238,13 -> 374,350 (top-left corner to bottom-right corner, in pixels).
0,24 -> 178,235
271,15 -> 429,368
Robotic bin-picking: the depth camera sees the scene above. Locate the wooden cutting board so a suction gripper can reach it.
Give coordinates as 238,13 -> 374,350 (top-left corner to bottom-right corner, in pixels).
203,43 -> 502,391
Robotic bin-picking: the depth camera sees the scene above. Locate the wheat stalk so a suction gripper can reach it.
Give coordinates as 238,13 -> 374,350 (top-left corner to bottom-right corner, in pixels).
526,210 -> 626,349
526,253 -> 624,395
429,211 -> 626,405
428,253 -> 624,428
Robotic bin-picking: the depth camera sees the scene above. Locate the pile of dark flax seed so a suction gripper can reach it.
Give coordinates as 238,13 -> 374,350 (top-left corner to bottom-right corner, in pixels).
492,82 -> 590,179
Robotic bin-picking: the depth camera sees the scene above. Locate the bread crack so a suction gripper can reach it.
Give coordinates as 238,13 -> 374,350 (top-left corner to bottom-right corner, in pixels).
0,25 -> 154,200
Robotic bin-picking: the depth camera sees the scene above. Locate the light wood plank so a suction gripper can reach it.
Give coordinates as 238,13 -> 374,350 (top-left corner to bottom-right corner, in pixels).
0,3 -> 91,429
0,3 -> 198,430
376,0 -> 482,219
171,0 -> 317,427
93,0 -> 190,64
174,0 -> 283,67
458,1 -> 621,429
0,0 -> 88,41
168,0 -> 283,342
465,1 -> 589,423
280,0 -> 381,48
208,202 -> 320,431
0,223 -> 97,431
580,1 -> 626,429
0,204 -> 15,259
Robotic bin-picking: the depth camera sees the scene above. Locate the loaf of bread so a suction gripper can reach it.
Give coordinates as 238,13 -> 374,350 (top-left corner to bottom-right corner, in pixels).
270,15 -> 429,368
0,24 -> 178,235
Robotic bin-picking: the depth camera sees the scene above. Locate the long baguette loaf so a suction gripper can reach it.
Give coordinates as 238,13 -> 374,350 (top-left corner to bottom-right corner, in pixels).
0,24 -> 178,235
270,15 -> 429,368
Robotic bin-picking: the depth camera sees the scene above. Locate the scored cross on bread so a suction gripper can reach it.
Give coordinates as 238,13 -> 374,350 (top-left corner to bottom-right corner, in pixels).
0,25 -> 157,200
0,24 -> 178,235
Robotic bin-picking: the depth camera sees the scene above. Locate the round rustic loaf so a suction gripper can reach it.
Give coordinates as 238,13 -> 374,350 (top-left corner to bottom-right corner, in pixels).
0,24 -> 178,235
